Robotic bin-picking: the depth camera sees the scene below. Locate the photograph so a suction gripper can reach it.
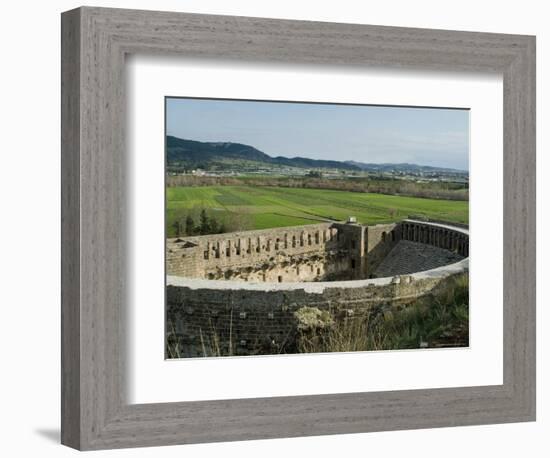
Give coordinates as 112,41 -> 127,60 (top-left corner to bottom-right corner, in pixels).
1,0 -> 539,454
165,97 -> 470,359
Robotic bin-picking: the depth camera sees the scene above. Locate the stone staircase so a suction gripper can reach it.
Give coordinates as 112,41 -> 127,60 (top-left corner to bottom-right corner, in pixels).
373,240 -> 464,278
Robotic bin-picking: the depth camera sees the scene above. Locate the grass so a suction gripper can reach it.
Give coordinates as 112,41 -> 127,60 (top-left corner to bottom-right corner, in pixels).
166,312 -> 236,359
296,273 -> 469,353
166,185 -> 469,236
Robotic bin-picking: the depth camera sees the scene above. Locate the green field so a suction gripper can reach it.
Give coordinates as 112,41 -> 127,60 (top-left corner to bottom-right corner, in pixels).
166,185 -> 469,237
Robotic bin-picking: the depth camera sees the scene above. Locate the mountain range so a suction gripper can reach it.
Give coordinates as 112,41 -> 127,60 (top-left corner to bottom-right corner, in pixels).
166,136 -> 467,175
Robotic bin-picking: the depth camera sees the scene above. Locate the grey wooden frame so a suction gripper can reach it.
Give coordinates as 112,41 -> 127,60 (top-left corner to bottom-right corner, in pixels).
61,6 -> 536,451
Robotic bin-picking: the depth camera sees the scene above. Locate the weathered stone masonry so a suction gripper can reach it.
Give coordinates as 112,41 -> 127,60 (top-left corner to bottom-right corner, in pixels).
166,219 -> 469,357
167,221 -> 403,282
167,219 -> 468,282
167,223 -> 344,282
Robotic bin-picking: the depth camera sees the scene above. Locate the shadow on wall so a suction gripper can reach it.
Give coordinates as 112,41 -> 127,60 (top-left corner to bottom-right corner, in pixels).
34,429 -> 60,444
365,227 -> 399,276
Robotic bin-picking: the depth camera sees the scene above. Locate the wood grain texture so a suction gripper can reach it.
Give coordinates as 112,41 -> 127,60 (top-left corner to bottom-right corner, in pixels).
60,7 -> 81,449
61,6 -> 536,450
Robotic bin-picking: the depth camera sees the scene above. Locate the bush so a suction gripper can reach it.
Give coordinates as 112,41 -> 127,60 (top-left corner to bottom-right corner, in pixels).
296,273 -> 469,353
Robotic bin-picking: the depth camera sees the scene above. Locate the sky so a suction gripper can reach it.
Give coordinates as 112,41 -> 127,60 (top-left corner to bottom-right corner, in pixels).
166,97 -> 469,171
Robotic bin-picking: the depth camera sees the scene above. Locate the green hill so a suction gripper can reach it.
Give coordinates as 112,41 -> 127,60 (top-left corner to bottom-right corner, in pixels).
166,136 -> 360,171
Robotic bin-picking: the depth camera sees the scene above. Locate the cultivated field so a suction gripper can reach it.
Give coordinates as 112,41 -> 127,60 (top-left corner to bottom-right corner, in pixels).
166,185 -> 468,237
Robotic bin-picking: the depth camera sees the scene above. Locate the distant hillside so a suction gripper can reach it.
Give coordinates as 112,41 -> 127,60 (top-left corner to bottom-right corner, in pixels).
166,136 -> 360,171
166,136 -> 467,175
345,160 -> 467,175
167,137 -> 272,164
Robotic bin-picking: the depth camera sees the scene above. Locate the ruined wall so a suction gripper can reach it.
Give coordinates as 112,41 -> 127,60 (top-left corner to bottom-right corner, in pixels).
167,222 -> 359,282
364,223 -> 401,274
167,219 -> 468,283
332,222 -> 366,279
166,220 -> 469,358
400,220 -> 469,257
166,258 -> 468,358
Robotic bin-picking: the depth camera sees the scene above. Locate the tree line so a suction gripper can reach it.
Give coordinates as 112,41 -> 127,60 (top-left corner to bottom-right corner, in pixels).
166,174 -> 468,201
169,208 -> 253,237
171,209 -> 226,237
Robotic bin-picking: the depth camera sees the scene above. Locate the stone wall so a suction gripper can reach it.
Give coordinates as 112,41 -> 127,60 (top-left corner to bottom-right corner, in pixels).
365,223 -> 400,274
400,219 -> 469,257
166,219 -> 468,283
166,219 -> 469,358
166,257 -> 468,357
167,222 -> 358,282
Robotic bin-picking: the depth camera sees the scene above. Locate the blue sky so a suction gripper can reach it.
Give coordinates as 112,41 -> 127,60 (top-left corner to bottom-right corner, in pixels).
166,97 -> 469,171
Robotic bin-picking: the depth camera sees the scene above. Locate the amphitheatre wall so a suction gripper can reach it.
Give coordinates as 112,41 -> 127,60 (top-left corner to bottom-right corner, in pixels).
166,257 -> 468,357
166,219 -> 469,357
167,219 -> 469,283
166,221 -> 402,282
167,222 -> 342,282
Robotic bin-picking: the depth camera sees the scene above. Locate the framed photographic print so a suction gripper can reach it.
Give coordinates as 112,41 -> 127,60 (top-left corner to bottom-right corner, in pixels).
61,6 -> 536,450
164,97 -> 471,359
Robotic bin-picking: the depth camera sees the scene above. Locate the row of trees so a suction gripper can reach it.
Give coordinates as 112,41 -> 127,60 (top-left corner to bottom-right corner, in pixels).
169,208 -> 254,237
171,209 -> 226,237
166,174 -> 468,201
